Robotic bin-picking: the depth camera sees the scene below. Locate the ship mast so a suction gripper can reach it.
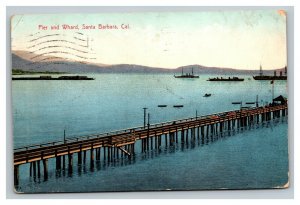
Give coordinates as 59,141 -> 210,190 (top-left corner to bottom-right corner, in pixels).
259,64 -> 263,76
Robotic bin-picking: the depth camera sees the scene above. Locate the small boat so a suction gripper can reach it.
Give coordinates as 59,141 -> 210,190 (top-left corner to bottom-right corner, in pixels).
173,105 -> 184,108
203,93 -> 211,97
158,105 -> 167,107
232,102 -> 242,104
245,102 -> 256,104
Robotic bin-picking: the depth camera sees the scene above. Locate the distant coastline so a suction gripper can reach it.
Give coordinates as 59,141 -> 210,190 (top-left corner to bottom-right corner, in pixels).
12,51 -> 286,75
12,69 -> 67,75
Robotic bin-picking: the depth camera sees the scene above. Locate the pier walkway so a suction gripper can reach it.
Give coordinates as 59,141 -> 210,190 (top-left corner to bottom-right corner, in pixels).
13,104 -> 288,186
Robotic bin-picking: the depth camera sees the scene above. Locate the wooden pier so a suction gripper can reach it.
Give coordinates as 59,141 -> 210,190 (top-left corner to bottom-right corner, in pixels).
13,104 -> 288,186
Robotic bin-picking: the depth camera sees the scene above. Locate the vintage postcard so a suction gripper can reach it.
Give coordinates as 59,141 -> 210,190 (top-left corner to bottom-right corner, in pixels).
11,10 -> 289,193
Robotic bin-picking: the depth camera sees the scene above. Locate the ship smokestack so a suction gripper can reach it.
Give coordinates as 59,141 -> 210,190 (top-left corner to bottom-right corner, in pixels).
280,71 -> 282,76
274,71 -> 276,76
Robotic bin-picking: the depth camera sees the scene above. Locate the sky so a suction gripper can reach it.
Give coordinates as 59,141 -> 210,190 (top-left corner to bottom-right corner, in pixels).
11,10 -> 287,70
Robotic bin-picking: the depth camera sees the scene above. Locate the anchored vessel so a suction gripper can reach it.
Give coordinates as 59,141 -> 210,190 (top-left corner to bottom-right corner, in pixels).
207,77 -> 244,81
253,65 -> 287,80
174,68 -> 199,78
173,105 -> 184,108
12,75 -> 95,80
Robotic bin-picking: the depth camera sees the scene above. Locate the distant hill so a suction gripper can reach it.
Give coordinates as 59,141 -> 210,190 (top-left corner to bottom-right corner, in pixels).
11,51 -> 284,75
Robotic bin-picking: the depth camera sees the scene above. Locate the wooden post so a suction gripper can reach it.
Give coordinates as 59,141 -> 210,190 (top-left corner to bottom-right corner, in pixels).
43,159 -> 48,180
121,146 -> 124,157
146,136 -> 149,151
215,122 -> 219,139
181,128 -> 184,143
165,134 -> 168,147
68,153 -> 73,167
83,150 -> 86,163
159,135 -> 162,147
62,155 -> 65,170
14,165 -> 19,187
30,162 -> 32,177
90,147 -> 94,167
175,128 -> 178,143
210,124 -> 214,142
108,147 -> 111,162
191,128 -> 195,141
186,127 -> 189,143
132,143 -> 135,155
116,147 -> 119,159
201,126 -> 204,144
241,117 -> 245,127
233,119 -> 236,130
151,136 -> 153,150
37,160 -> 41,178
56,156 -> 61,170
103,147 -> 106,161
141,139 -> 144,152
33,161 -> 37,177
78,150 -> 82,165
206,125 -> 209,143
98,148 -> 101,161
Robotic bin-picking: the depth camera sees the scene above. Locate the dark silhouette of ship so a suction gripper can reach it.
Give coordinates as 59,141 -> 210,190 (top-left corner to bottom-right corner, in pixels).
173,105 -> 184,108
174,68 -> 199,78
207,76 -> 244,81
253,65 -> 287,80
12,75 -> 95,80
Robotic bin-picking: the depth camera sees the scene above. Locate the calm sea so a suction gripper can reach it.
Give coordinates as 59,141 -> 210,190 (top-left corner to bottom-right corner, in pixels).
12,73 -> 289,192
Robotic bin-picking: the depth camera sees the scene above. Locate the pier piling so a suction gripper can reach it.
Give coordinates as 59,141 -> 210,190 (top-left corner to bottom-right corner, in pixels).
42,159 -> 48,180
14,165 -> 19,187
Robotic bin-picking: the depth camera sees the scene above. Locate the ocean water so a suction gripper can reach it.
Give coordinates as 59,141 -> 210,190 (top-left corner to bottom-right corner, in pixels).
12,73 -> 289,192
